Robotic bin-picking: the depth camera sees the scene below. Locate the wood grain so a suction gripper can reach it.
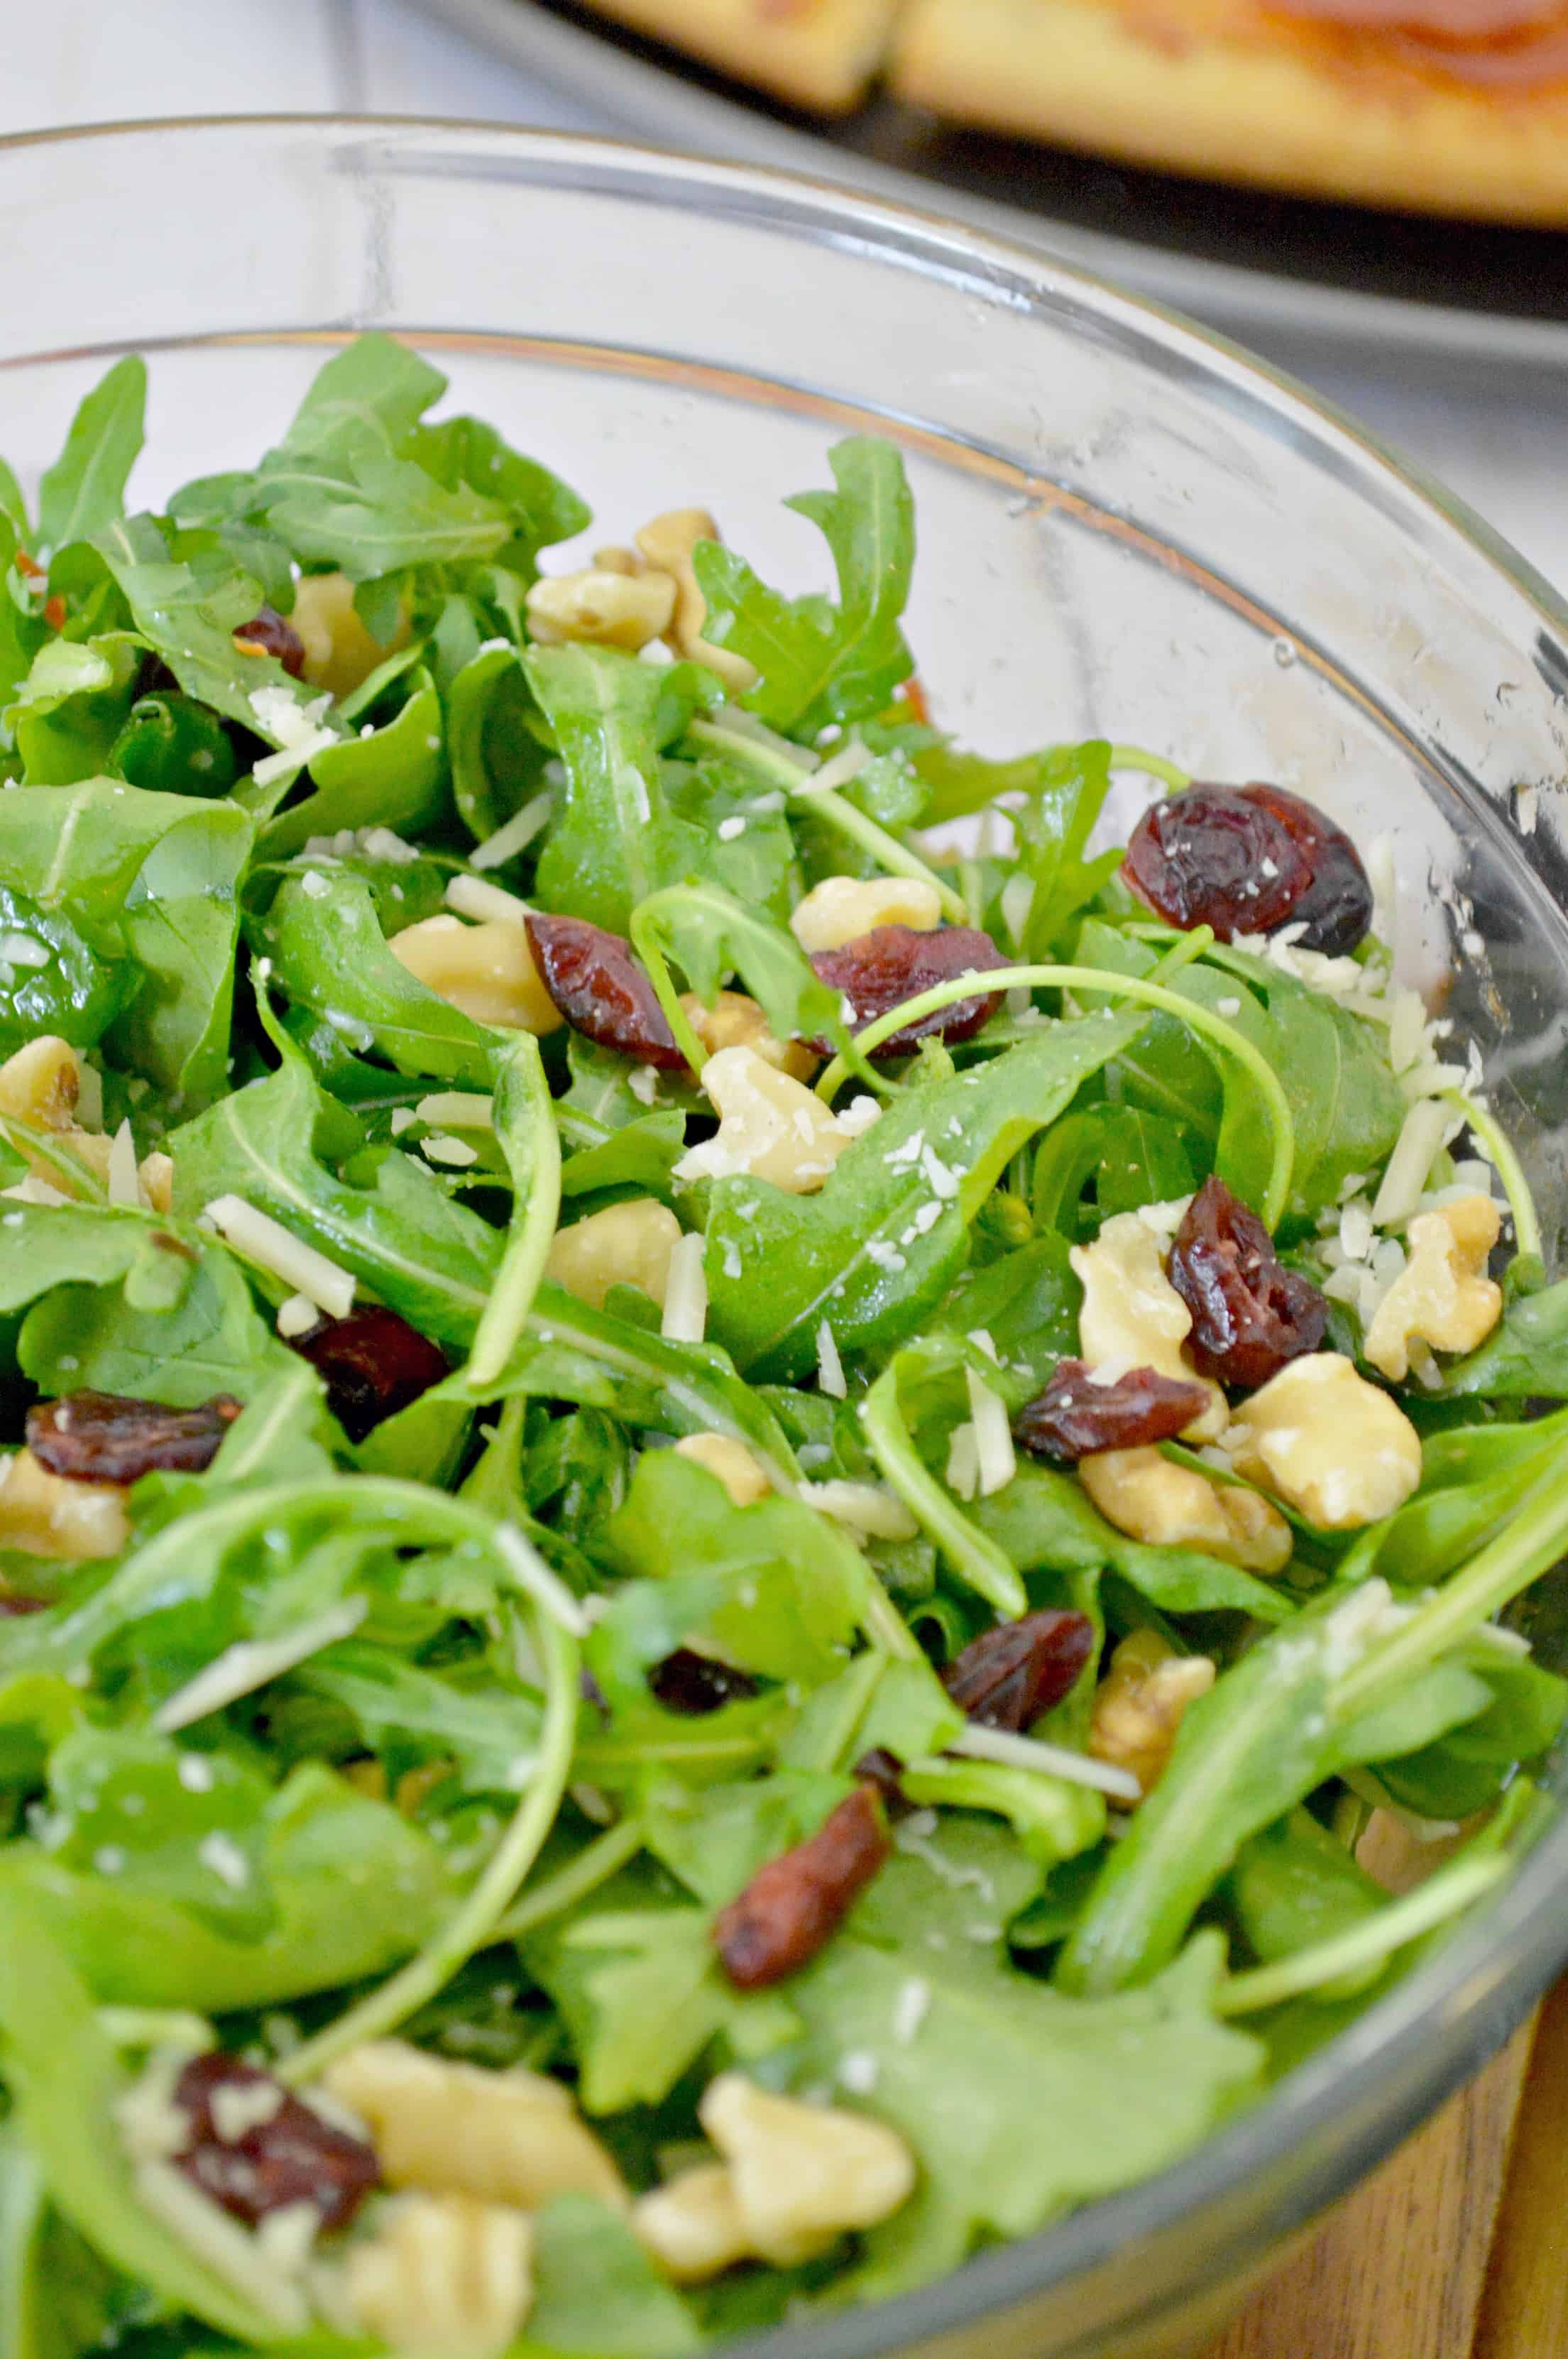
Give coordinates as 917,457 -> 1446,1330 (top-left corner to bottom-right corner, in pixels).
1201,2018 -> 1537,2359
1472,1976 -> 1568,2359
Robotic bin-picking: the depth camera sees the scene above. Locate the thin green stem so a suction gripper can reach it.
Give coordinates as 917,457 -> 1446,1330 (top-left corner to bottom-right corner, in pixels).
857,1571 -> 924,1663
1104,745 -> 1191,793
1332,1460 -> 1568,1720
628,920 -> 709,1079
860,1368 -> 1026,1618
1444,1088 -> 1542,1264
466,1034 -> 561,1391
280,1605 -> 579,2082
1216,1856 -> 1508,2016
816,960 -> 1296,1230
493,1817 -> 645,1942
798,785 -> 968,923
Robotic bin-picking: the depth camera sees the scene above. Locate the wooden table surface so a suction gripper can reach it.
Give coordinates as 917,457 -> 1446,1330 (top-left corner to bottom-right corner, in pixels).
1200,1976 -> 1568,2359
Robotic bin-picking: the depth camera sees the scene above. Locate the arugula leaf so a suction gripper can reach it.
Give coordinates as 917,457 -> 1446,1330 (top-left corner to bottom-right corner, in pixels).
258,864 -> 493,1088
528,645 -> 712,935
43,1725 -> 276,1941
18,1228 -> 299,1408
37,358 -> 146,551
0,2128 -> 129,2359
522,1857 -> 799,2113
779,1819 -> 1260,2296
287,1641 -> 543,1799
0,782 -> 252,1096
694,438 -> 914,738
529,2197 -> 702,2359
631,880 -> 844,1061
403,413 -> 590,579
170,1023 -> 501,1350
449,642 -> 551,843
5,636 -> 141,785
703,1009 -> 1150,1380
258,675 -> 446,856
1,1761 -> 455,2013
597,1449 -> 873,1687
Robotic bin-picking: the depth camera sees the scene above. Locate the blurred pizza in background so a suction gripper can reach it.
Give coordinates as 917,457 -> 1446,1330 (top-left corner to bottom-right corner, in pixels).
571,0 -> 1568,219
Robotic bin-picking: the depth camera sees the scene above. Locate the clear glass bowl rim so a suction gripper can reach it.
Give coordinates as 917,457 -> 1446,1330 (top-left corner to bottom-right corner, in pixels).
1,109 -> 1565,2357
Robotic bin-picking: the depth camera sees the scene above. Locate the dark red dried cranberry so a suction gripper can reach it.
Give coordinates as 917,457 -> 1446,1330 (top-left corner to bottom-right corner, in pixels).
525,913 -> 686,1070
1168,1176 -> 1328,1389
291,1307 -> 449,1443
940,1609 -> 1096,1731
808,924 -> 1008,1058
0,1587 -> 46,1616
1122,784 -> 1372,956
1014,1359 -> 1212,1462
26,1391 -> 242,1484
647,1648 -> 760,1714
852,1747 -> 910,1814
234,607 -> 307,680
1241,784 -> 1374,957
714,1786 -> 889,1988
170,2051 -> 380,2231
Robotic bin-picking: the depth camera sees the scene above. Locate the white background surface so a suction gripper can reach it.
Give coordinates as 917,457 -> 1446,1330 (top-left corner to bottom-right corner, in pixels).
6,0 -> 1568,596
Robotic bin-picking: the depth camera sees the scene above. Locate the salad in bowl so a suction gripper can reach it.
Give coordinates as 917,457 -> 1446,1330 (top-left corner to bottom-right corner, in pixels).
0,334 -> 1564,2359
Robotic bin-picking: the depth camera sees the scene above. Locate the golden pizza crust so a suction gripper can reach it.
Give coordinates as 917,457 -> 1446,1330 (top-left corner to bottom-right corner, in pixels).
573,0 -> 906,110
891,0 -> 1568,219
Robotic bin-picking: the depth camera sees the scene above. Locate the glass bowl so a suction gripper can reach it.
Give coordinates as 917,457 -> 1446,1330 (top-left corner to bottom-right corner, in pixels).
2,113 -> 1566,2359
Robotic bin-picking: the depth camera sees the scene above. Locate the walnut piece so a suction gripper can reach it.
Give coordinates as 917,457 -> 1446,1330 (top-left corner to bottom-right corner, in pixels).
1078,1445 -> 1292,1572
788,875 -> 943,955
341,2193 -> 533,2358
387,915 -> 563,1036
544,1200 -> 682,1313
1227,1352 -> 1422,1529
1363,1193 -> 1503,1381
1088,1629 -> 1216,1797
672,1431 -> 771,1507
698,2073 -> 915,2266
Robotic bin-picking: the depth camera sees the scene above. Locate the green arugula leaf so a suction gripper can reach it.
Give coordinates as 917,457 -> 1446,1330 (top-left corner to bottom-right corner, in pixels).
449,642 -> 551,843
37,358 -> 146,551
403,413 -> 590,578
703,1009 -> 1150,1380
694,438 -> 914,738
170,1021 -> 501,1350
18,1227 -> 299,1408
631,879 -> 844,1061
287,1641 -> 543,1799
529,2197 -> 703,2358
779,1819 -> 1261,2296
44,1725 -> 277,1941
528,645 -> 713,936
5,636 -> 141,785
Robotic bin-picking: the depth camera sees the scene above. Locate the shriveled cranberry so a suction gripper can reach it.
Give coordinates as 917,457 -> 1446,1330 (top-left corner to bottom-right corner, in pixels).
292,1307 -> 449,1443
647,1648 -> 760,1714
808,924 -> 1008,1058
852,1746 -> 911,1814
714,1785 -> 889,1989
1241,783 -> 1375,956
170,2052 -> 379,2231
524,913 -> 686,1070
1168,1176 -> 1328,1389
1122,784 -> 1372,955
940,1609 -> 1096,1731
1014,1359 -> 1212,1462
0,1587 -> 46,1616
26,1391 -> 241,1484
233,606 -> 307,680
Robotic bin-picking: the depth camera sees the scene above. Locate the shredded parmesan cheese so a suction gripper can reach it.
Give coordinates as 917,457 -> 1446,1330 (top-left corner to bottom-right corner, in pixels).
948,1723 -> 1141,1802
202,1197 -> 356,1320
469,792 -> 552,872
816,1320 -> 847,1400
153,1601 -> 369,1733
660,1232 -> 709,1345
444,874 -> 533,928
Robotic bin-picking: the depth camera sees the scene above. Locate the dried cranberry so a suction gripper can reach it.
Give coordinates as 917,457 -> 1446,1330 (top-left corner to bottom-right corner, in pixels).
852,1747 -> 910,1814
525,913 -> 686,1070
808,924 -> 1008,1058
1168,1176 -> 1328,1389
1014,1359 -> 1212,1462
714,1785 -> 890,1988
0,1587 -> 46,1616
647,1648 -> 760,1714
170,2051 -> 379,2231
26,1391 -> 242,1484
940,1609 -> 1096,1731
291,1307 -> 449,1443
1122,784 -> 1372,956
233,607 -> 307,680
1241,784 -> 1375,956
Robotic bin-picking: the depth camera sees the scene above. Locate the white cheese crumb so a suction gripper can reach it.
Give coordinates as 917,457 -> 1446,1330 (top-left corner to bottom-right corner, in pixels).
838,2051 -> 879,2096
627,1063 -> 660,1106
892,1978 -> 931,2045
415,1092 -> 494,1131
816,1319 -> 847,1400
106,1119 -> 141,1209
660,1232 -> 708,1345
275,1293 -> 320,1340
422,1132 -> 478,1168
202,1196 -> 356,1320
299,869 -> 330,900
471,792 -> 552,872
717,815 -> 747,841
198,1834 -> 251,1890
445,873 -> 532,927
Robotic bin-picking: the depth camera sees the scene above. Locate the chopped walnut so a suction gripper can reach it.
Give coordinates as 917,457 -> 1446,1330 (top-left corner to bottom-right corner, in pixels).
1078,1445 -> 1292,1573
387,914 -> 564,1036
679,989 -> 816,1081
788,875 -> 943,955
1088,1629 -> 1216,1797
1363,1193 -> 1503,1381
525,566 -> 677,652
1070,1213 -> 1226,1440
1227,1352 -> 1422,1529
0,1447 -> 129,1560
698,2073 -> 915,2265
544,1200 -> 682,1313
341,2194 -> 534,2358
671,1431 -> 772,1507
